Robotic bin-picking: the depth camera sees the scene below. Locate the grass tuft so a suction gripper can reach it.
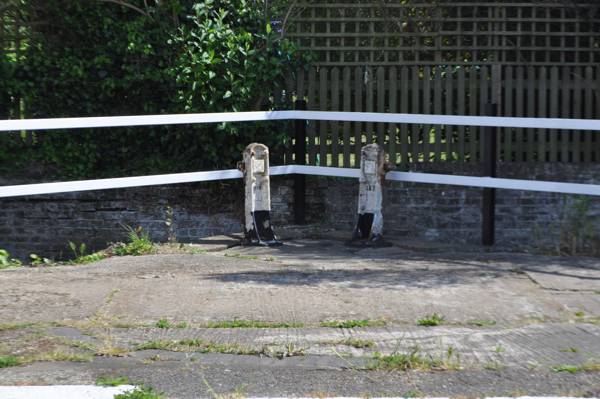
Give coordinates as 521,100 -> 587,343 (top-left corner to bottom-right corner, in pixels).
334,338 -> 376,349
115,387 -> 163,399
0,355 -> 21,368
417,313 -> 445,327
552,361 -> 600,373
204,320 -> 303,329
96,376 -> 131,387
155,319 -> 172,329
113,226 -> 155,257
467,319 -> 496,327
320,319 -> 386,329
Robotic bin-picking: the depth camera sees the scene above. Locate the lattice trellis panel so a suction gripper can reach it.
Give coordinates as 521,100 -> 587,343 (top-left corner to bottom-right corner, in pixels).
286,0 -> 600,66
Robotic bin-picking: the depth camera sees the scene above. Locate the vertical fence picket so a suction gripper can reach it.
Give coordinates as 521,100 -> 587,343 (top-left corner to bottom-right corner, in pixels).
457,67 -> 466,162
389,67 -> 398,164
331,67 -> 340,167
354,66 -> 363,166
538,67 -> 548,162
366,68 -> 374,144
479,65 -> 489,162
377,67 -> 386,147
411,66 -> 420,163
573,67 -> 583,163
445,66 -> 454,161
433,66 -> 441,161
515,66 -> 525,162
504,66 -> 513,162
469,67 -> 478,162
342,67 -> 352,167
423,66 -> 432,162
307,67 -> 317,165
319,67 -> 328,166
549,67 -> 559,162
400,67 -> 409,166
584,66 -> 593,163
560,67 -> 571,163
527,66 -> 536,163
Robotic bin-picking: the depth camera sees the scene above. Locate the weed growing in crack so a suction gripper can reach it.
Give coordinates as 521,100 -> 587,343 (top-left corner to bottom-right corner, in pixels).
96,376 -> 131,387
417,313 -> 445,327
320,319 -> 387,328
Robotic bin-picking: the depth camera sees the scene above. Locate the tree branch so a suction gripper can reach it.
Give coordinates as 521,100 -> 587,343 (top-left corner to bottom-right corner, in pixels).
96,0 -> 150,18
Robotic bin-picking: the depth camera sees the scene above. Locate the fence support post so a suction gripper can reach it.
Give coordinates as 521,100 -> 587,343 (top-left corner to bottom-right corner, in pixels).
482,103 -> 498,246
294,99 -> 307,225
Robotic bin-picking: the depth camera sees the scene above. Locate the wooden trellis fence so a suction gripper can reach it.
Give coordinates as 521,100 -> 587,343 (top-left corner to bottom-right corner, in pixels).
284,65 -> 600,166
282,0 -> 600,165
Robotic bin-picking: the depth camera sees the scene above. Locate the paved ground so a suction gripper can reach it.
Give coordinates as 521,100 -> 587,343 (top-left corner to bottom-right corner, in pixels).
1,235 -> 599,397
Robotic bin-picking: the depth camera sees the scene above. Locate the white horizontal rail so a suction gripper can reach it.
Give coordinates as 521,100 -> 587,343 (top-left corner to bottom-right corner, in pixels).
1,110 -> 599,132
1,165 -> 599,198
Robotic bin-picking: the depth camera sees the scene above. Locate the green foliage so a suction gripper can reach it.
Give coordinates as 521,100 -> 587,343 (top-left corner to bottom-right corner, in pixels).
114,387 -> 164,399
68,241 -> 106,264
96,376 -> 131,387
0,355 -> 21,368
1,0 -> 309,179
29,253 -> 52,266
417,313 -> 445,327
113,226 -> 155,256
319,319 -> 387,328
155,318 -> 172,329
366,347 -> 441,371
204,319 -> 303,328
0,249 -> 21,269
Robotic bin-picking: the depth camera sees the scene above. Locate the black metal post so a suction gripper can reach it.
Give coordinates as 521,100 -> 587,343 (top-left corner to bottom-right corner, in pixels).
293,100 -> 307,224
482,103 -> 498,246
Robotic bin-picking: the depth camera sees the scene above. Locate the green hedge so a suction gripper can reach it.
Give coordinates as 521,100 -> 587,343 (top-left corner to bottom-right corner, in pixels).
0,0 -> 308,179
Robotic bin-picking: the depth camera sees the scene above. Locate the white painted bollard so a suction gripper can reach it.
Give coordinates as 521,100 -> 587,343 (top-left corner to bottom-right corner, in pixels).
352,144 -> 393,245
238,143 -> 281,246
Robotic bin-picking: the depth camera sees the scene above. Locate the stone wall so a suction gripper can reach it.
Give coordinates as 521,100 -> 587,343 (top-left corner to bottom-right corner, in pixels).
1,163 -> 599,260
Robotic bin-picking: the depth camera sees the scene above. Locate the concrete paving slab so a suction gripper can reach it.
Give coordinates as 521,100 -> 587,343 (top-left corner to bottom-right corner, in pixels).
1,238 -> 600,396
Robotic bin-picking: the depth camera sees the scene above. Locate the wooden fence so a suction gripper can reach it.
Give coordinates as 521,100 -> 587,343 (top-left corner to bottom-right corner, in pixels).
284,65 -> 600,167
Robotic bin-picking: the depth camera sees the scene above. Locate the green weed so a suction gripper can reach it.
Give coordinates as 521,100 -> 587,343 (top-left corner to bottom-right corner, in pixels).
68,242 -> 106,264
484,361 -> 506,371
417,313 -> 445,327
334,338 -> 376,349
113,226 -> 154,256
467,319 -> 496,327
154,319 -> 172,329
135,339 -> 258,355
204,320 -> 303,329
552,361 -> 600,373
29,253 -> 52,266
320,319 -> 386,328
114,387 -> 164,399
0,355 -> 21,368
365,348 -> 440,371
0,249 -> 21,269
96,376 -> 131,387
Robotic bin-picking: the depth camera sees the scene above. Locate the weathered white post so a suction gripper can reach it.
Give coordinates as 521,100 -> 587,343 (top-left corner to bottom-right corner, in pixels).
352,143 -> 392,245
239,143 -> 281,246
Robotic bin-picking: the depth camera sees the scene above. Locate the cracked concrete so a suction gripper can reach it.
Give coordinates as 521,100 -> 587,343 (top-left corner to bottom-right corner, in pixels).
1,237 -> 599,397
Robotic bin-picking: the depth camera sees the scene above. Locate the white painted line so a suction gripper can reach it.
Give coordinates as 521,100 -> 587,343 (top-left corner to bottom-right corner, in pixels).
1,165 -> 599,198
0,385 -> 137,399
1,110 -> 599,132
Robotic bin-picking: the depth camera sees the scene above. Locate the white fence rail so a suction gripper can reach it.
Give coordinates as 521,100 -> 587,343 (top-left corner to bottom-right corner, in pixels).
0,111 -> 599,198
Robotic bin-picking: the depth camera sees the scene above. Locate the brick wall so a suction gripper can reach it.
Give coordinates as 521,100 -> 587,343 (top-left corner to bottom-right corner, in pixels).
1,163 -> 599,260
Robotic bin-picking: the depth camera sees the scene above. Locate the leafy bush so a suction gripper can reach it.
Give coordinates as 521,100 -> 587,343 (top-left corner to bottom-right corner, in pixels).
1,0 -> 308,179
